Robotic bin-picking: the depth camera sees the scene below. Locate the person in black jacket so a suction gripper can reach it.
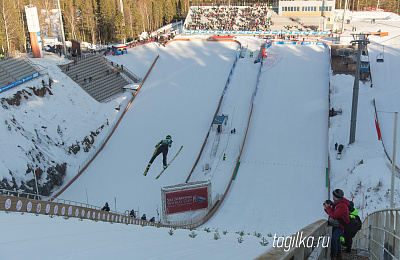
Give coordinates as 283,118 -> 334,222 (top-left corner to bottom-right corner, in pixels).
102,202 -> 110,211
141,214 -> 146,221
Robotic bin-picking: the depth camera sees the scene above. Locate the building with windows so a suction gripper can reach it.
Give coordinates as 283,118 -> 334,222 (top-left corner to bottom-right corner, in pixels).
278,0 -> 335,19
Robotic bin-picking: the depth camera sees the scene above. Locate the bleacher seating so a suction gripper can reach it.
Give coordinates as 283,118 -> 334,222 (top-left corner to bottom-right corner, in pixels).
184,6 -> 321,32
0,58 -> 39,88
185,6 -> 272,31
61,55 -> 130,102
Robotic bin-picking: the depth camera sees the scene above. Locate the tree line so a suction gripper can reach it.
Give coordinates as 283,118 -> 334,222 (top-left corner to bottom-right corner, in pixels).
0,0 -> 188,53
0,0 -> 399,53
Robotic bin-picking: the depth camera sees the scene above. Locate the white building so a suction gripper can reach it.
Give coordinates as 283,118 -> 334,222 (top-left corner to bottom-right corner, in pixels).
278,0 -> 335,20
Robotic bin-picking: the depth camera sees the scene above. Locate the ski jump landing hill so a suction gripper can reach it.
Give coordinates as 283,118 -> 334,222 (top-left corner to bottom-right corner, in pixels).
201,40 -> 330,236
3,38 -> 331,240
52,39 -> 244,223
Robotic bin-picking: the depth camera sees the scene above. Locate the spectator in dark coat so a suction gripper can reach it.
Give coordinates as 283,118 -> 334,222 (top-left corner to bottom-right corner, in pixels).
102,202 -> 110,212
149,217 -> 155,223
141,214 -> 146,221
130,209 -> 136,218
324,189 -> 350,259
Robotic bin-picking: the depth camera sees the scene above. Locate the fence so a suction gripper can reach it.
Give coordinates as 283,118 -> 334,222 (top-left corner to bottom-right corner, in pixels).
0,189 -> 173,227
102,57 -> 142,83
354,208 -> 400,260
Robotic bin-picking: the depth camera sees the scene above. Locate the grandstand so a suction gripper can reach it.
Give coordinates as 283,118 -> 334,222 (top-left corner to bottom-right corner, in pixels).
61,55 -> 131,103
0,57 -> 40,92
184,5 -> 329,33
185,6 -> 272,31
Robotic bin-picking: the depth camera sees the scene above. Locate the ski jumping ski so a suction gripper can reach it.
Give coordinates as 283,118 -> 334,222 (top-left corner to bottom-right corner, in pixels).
143,147 -> 158,176
155,146 -> 183,179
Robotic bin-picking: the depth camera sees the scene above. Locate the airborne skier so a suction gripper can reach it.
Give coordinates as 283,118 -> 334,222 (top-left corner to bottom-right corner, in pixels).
144,135 -> 173,175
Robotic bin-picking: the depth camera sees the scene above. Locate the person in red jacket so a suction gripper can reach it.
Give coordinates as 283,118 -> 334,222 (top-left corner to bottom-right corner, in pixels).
323,189 -> 350,259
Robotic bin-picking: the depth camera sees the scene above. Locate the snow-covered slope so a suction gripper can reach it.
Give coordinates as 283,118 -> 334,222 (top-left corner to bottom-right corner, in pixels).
2,11 -> 400,259
0,53 -> 130,195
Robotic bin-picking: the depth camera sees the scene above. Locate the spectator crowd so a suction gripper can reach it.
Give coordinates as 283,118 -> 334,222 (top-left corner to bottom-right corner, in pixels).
185,5 -> 272,31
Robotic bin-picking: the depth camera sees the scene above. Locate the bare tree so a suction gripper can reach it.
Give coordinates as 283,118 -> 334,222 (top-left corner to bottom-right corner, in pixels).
0,0 -> 23,51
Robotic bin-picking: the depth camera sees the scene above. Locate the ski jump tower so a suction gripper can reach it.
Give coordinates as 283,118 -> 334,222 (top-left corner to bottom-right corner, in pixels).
25,5 -> 43,58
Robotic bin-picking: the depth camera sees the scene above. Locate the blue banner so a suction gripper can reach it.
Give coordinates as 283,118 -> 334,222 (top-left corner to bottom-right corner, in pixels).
183,30 -> 331,36
0,72 -> 40,93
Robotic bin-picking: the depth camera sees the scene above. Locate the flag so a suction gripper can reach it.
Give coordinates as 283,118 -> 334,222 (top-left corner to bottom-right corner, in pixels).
375,118 -> 382,140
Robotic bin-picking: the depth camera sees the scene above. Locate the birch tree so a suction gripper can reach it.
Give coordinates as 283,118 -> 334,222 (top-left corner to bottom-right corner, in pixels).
0,0 -> 24,52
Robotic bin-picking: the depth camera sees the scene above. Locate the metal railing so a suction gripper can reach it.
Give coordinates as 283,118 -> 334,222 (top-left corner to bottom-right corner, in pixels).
0,188 -> 122,215
255,219 -> 331,260
0,188 -> 190,228
20,53 -> 48,76
103,57 -> 142,83
354,208 -> 400,260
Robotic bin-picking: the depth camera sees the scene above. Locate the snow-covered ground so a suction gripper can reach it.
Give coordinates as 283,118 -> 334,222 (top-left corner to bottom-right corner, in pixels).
203,44 -> 329,236
1,10 -> 400,259
329,10 -> 400,217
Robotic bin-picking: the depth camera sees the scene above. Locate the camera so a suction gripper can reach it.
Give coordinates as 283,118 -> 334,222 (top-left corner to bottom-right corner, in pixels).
325,199 -> 332,205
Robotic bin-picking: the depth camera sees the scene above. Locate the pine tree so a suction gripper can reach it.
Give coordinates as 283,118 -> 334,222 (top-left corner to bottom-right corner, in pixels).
124,0 -> 139,41
98,0 -> 117,43
130,0 -> 143,39
163,0 -> 175,25
76,0 -> 98,44
115,11 -> 126,42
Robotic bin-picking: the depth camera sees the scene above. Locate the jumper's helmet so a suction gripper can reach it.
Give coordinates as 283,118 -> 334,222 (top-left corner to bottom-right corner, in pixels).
166,135 -> 172,140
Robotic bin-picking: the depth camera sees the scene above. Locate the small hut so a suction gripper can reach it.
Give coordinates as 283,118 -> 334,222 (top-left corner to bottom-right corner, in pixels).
212,115 -> 227,133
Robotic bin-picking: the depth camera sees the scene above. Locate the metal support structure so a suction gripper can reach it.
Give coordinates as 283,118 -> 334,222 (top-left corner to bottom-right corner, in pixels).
349,35 -> 370,145
390,112 -> 398,208
56,0 -> 67,57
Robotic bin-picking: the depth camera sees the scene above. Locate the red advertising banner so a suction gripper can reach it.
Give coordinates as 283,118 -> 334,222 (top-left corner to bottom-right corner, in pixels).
166,187 -> 208,214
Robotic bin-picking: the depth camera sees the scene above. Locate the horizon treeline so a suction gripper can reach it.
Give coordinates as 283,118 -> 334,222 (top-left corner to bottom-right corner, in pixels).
0,0 -> 188,53
0,0 -> 399,53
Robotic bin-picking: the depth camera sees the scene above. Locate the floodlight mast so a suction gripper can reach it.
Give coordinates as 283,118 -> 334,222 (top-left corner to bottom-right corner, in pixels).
349,34 -> 370,145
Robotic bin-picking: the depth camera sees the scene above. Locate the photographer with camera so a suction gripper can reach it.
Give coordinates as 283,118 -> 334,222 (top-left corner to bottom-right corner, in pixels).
323,189 -> 350,260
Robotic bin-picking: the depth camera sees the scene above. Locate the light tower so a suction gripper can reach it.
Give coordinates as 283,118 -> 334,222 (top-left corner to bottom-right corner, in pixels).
349,34 -> 370,145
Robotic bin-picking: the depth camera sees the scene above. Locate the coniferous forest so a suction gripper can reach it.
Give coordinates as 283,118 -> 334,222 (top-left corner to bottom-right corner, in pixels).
0,0 -> 399,53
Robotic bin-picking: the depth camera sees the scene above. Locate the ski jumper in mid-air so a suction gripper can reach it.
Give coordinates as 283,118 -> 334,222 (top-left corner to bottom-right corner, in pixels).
147,135 -> 173,170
